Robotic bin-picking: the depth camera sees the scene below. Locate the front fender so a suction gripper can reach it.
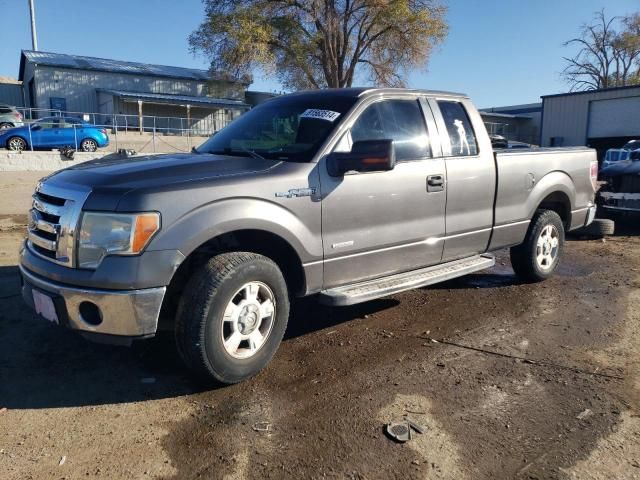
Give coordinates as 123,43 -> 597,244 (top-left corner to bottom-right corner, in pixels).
148,197 -> 322,264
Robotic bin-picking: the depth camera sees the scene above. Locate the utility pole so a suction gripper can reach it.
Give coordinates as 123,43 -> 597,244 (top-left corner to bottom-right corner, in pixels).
28,0 -> 38,51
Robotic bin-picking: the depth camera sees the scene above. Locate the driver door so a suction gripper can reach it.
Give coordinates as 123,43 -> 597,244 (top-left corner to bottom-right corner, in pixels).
30,119 -> 59,148
319,97 -> 447,288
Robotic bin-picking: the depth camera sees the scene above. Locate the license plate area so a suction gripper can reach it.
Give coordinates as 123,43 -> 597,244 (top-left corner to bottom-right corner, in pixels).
32,289 -> 59,324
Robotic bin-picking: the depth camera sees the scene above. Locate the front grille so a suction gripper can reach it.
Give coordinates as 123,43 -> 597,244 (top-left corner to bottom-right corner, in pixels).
29,191 -> 66,262
27,183 -> 90,268
619,175 -> 640,194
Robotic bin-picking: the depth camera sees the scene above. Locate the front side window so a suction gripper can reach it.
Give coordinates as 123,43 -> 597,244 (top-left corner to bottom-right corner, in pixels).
350,100 -> 430,161
35,118 -> 59,129
437,101 -> 478,156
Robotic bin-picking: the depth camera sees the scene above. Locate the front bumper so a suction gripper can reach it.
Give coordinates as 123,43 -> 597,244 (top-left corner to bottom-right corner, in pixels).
20,265 -> 165,339
599,191 -> 640,213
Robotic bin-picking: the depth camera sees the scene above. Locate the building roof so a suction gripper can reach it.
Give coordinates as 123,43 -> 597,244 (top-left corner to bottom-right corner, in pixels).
19,50 -> 250,85
480,111 -> 532,120
97,89 -> 250,109
480,103 -> 541,115
541,84 -> 640,99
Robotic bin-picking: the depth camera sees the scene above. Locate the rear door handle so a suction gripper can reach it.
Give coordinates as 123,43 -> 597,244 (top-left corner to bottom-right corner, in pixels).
427,174 -> 445,192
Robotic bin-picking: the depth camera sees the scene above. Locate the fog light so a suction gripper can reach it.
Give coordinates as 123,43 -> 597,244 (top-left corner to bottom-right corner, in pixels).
79,301 -> 102,326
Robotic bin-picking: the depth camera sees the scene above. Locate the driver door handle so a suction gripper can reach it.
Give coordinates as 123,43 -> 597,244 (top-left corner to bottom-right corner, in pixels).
427,174 -> 445,192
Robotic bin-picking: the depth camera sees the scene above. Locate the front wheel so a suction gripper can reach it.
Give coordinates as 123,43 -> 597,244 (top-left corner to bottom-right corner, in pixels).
80,138 -> 98,152
510,209 -> 565,282
175,252 -> 290,384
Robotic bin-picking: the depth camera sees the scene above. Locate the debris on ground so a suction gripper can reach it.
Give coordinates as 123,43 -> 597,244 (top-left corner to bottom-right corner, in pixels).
576,409 -> 593,420
385,418 -> 426,443
252,422 -> 272,432
59,456 -> 66,466
0,407 -> 7,414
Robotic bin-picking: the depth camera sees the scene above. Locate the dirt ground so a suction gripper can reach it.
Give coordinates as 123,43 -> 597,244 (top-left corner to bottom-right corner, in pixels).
0,176 -> 639,479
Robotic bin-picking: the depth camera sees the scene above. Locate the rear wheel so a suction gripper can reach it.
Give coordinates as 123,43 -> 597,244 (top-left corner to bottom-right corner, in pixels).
80,138 -> 98,152
7,136 -> 26,151
510,210 -> 565,282
175,252 -> 289,384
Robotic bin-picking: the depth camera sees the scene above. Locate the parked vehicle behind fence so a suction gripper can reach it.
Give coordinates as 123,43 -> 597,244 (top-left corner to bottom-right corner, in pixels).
0,116 -> 109,152
0,104 -> 24,130
19,88 -> 598,384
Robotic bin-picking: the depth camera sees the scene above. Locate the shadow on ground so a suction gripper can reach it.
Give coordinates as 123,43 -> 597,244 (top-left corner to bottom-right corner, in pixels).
0,263 -> 401,410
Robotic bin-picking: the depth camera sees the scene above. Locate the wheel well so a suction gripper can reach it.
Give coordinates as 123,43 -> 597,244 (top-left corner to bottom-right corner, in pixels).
538,191 -> 571,229
158,230 -> 306,330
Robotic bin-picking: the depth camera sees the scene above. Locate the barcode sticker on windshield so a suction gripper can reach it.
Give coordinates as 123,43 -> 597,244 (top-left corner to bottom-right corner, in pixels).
300,109 -> 341,122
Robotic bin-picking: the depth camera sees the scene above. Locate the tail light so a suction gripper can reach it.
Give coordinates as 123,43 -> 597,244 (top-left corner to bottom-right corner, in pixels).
15,111 -> 23,120
100,129 -> 107,135
590,160 -> 598,191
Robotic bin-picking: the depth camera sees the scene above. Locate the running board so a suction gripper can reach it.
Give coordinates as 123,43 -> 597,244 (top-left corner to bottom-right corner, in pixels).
319,254 -> 495,306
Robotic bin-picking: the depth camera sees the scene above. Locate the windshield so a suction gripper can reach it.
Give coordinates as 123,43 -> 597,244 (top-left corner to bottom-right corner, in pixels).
197,93 -> 357,161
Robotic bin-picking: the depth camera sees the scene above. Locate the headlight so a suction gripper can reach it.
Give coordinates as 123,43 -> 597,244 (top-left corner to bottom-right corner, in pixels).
78,212 -> 160,269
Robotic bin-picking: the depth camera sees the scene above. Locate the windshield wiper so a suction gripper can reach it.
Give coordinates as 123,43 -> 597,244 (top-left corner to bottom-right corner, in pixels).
207,147 -> 265,160
239,147 -> 265,160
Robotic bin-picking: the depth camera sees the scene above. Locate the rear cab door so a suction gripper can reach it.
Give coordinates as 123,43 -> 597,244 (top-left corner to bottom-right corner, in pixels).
427,96 -> 496,261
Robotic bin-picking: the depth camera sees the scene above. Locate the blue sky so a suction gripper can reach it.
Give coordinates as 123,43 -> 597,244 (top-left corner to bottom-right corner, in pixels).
1,0 -> 638,108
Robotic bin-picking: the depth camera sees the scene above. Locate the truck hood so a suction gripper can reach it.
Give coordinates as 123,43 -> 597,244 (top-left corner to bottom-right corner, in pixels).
47,153 -> 280,190
44,153 -> 282,211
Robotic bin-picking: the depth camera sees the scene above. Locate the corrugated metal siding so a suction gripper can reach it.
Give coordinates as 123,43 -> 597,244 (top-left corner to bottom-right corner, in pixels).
33,66 -> 227,112
541,86 -> 640,146
0,84 -> 24,107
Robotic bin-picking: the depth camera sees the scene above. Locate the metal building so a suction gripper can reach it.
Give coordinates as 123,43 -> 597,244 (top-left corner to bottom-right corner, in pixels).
18,50 -> 250,132
540,85 -> 640,157
479,103 -> 542,145
0,79 -> 24,107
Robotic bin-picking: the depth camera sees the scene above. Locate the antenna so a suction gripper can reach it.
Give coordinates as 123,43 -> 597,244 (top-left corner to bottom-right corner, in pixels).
28,0 -> 38,51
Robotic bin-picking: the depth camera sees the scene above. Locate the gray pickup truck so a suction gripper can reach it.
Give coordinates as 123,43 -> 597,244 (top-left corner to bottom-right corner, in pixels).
20,88 -> 598,383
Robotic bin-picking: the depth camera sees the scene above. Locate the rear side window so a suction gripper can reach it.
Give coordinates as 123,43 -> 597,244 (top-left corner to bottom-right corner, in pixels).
437,101 -> 478,156
350,100 -> 430,161
0,107 -> 11,114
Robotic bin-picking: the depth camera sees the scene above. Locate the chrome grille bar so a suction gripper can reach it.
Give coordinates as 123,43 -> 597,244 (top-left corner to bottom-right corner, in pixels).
28,231 -> 57,251
32,196 -> 65,217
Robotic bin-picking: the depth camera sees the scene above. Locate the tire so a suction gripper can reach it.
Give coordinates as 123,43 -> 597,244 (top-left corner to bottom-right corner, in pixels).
510,209 -> 565,282
7,136 -> 26,151
0,123 -> 13,130
570,218 -> 615,238
80,138 -> 98,152
175,252 -> 290,384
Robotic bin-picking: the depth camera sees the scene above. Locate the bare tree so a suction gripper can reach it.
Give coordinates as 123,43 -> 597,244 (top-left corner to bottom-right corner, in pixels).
189,0 -> 448,90
562,10 -> 640,91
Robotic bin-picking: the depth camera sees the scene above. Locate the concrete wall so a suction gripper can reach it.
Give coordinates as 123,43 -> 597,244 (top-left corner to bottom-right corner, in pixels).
0,150 -> 162,172
541,85 -> 640,147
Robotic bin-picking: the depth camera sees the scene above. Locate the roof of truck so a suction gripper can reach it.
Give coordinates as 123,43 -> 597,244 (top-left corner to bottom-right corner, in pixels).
284,87 -> 469,99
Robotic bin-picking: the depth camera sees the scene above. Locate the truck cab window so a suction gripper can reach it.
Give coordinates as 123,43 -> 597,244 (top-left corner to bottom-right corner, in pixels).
437,101 -> 478,156
349,100 -> 430,161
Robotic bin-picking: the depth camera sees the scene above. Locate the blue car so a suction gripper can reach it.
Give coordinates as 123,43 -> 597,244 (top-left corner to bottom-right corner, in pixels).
0,116 -> 109,152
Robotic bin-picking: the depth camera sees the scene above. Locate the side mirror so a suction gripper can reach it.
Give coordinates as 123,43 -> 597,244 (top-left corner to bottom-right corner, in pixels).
327,139 -> 396,177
